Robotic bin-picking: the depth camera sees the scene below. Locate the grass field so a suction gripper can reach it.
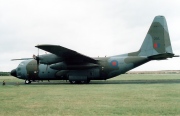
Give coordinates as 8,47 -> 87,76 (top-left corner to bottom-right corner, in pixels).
0,74 -> 180,116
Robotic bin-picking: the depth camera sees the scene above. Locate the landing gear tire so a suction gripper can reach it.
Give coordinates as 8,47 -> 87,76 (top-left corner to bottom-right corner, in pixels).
80,80 -> 90,84
69,80 -> 76,84
25,80 -> 31,84
86,79 -> 90,84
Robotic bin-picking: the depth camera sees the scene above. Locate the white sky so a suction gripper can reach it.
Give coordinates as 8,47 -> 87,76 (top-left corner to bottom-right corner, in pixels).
0,0 -> 180,72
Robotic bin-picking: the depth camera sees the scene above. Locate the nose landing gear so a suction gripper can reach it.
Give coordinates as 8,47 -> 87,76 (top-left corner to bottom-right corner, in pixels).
25,80 -> 31,84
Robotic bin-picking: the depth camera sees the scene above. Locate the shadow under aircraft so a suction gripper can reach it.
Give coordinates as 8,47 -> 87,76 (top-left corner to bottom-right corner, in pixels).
11,16 -> 178,84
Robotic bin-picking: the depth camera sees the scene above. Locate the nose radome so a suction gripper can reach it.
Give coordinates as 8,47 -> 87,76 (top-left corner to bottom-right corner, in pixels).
11,69 -> 17,77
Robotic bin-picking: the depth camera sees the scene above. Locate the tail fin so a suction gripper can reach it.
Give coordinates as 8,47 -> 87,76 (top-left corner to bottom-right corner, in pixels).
138,16 -> 175,59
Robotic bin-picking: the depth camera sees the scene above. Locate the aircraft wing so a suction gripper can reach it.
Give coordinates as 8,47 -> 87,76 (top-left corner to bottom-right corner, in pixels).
35,44 -> 98,64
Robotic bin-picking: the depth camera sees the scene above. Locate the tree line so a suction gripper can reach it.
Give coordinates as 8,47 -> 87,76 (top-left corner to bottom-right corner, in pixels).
0,72 -> 10,76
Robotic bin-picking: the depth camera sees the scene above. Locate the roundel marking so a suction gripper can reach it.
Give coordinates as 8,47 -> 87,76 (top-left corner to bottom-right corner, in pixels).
110,60 -> 118,67
112,61 -> 117,66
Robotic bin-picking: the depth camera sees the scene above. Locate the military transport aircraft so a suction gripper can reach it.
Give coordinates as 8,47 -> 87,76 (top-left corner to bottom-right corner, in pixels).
11,16 -> 177,84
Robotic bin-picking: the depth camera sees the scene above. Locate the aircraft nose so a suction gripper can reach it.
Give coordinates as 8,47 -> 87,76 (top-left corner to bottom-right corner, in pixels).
11,69 -> 17,77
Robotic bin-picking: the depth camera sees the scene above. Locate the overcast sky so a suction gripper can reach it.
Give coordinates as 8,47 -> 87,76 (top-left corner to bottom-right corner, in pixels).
0,0 -> 180,72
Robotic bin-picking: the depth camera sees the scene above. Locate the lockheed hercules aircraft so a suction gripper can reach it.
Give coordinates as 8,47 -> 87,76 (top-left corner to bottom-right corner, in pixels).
11,16 -> 177,84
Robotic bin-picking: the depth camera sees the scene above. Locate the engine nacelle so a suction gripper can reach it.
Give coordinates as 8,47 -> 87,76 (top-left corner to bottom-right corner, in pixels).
50,62 -> 67,70
39,54 -> 63,64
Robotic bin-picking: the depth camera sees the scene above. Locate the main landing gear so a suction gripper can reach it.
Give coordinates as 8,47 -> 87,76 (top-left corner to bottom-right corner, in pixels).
69,80 -> 90,84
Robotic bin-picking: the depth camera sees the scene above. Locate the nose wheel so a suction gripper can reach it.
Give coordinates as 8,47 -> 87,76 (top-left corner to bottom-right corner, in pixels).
25,80 -> 31,84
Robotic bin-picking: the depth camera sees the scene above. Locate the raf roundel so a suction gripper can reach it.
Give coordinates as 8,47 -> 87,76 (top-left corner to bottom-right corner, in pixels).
154,43 -> 160,48
110,60 -> 118,67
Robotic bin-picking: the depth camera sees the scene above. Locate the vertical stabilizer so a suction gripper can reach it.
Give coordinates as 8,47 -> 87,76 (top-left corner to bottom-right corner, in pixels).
139,16 -> 174,58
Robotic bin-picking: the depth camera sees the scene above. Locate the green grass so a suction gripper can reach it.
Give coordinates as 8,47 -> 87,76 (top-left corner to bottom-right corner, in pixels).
0,74 -> 180,116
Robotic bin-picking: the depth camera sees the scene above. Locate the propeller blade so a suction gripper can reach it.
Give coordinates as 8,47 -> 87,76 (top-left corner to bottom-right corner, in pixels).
33,54 -> 39,60
11,58 -> 33,61
34,46 -> 40,71
33,54 -> 40,66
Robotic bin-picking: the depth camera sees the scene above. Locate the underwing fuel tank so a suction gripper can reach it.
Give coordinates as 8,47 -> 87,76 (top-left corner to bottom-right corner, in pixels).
50,62 -> 100,70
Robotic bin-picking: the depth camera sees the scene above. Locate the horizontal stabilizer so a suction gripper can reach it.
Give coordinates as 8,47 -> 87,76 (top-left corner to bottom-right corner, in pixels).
148,53 -> 176,60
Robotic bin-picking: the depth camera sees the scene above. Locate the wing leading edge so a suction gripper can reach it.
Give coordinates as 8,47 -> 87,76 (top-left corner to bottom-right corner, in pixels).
35,44 -> 98,64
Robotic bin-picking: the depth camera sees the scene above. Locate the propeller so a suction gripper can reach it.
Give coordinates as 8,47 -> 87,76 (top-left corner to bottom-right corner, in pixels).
12,46 -> 49,71
33,54 -> 40,64
33,47 -> 40,71
11,46 -> 40,62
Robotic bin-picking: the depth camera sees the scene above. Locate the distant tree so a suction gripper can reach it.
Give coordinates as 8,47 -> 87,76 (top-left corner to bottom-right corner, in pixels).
0,72 -> 10,76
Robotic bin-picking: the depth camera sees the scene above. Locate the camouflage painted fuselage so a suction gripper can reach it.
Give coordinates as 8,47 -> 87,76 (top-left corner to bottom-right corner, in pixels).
14,55 -> 149,81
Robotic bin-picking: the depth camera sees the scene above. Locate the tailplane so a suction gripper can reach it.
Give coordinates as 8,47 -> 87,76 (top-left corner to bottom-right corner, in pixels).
138,16 -> 176,59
